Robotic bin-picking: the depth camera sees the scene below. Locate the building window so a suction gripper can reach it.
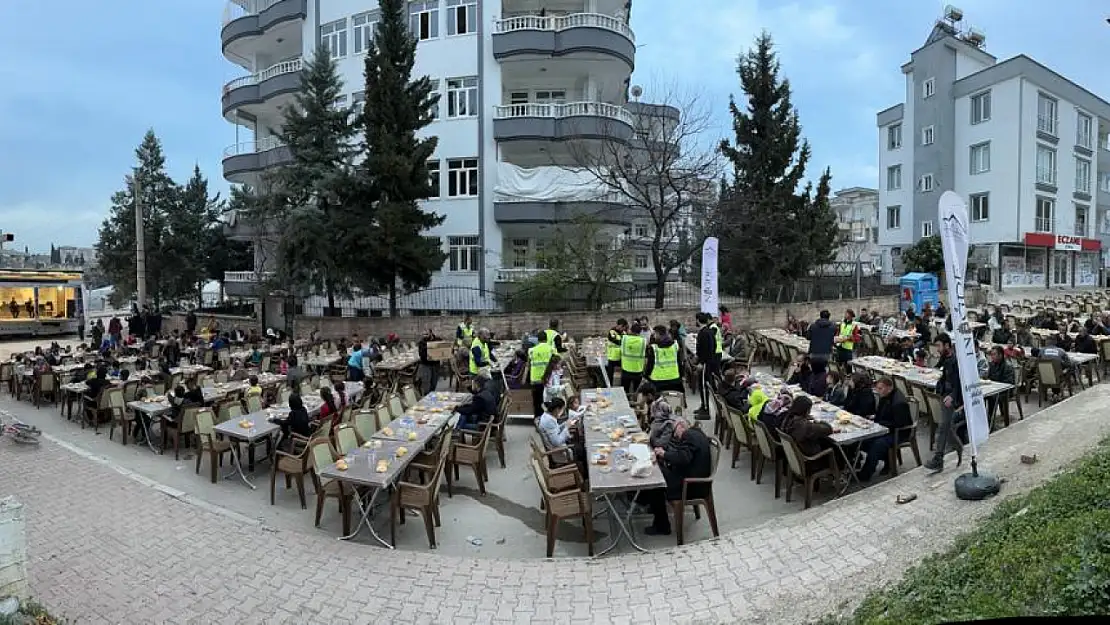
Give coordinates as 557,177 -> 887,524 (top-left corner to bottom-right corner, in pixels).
509,91 -> 529,106
919,173 -> 935,192
446,158 -> 478,197
1075,203 -> 1089,237
428,79 -> 440,119
634,223 -> 648,238
1036,145 -> 1057,185
448,236 -> 481,272
970,193 -> 989,222
1076,157 -> 1092,194
922,77 -> 935,99
886,205 -> 901,229
1037,93 -> 1058,135
332,94 -> 348,109
446,0 -> 477,36
424,236 -> 443,266
635,255 -> 649,269
1077,111 -> 1093,149
970,91 -> 991,124
921,221 -> 933,237
510,238 -> 529,268
426,160 -> 440,198
352,11 -> 379,54
534,90 -> 567,104
445,77 -> 478,118
921,125 -> 935,146
970,142 -> 990,175
887,123 -> 902,150
886,165 -> 902,191
320,19 -> 347,58
409,0 -> 440,41
352,91 -> 366,115
1101,173 -> 1110,193
1035,197 -> 1055,233
534,240 -> 547,269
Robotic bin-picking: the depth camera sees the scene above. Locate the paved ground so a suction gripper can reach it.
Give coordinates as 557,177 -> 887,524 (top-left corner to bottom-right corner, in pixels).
3,374 -> 1107,623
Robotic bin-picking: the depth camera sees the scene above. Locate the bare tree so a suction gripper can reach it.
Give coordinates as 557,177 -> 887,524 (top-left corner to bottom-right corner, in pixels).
563,83 -> 723,309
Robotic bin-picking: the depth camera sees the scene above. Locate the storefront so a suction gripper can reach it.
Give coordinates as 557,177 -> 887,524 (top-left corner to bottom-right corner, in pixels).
1012,233 -> 1103,289
999,244 -> 1047,288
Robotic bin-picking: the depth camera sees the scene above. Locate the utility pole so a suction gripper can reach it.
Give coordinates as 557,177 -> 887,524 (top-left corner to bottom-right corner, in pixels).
134,176 -> 147,308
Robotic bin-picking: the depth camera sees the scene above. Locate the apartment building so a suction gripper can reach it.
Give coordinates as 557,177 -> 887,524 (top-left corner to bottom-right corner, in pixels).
219,0 -> 665,311
830,187 -> 880,265
876,10 -> 1110,290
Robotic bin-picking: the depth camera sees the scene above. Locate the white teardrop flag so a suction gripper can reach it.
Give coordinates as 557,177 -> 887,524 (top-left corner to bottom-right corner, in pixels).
700,237 -> 719,315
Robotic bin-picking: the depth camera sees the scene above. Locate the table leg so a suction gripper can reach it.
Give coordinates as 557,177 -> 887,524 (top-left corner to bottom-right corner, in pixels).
136,412 -> 159,453
338,486 -> 394,549
594,493 -> 648,557
835,444 -> 862,496
221,440 -> 256,489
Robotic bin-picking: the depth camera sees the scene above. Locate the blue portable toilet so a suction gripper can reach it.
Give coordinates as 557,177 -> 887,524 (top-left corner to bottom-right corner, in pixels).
899,272 -> 940,314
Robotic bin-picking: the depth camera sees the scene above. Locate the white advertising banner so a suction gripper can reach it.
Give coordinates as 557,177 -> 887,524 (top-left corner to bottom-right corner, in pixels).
938,191 -> 991,454
700,237 -> 719,315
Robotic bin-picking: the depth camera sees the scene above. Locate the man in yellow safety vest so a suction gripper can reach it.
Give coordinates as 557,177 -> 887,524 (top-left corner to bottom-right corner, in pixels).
528,340 -> 554,418
646,325 -> 684,394
456,314 -> 475,348
468,328 -> 497,378
619,322 -> 647,394
605,318 -> 628,387
834,309 -> 861,364
543,319 -> 566,352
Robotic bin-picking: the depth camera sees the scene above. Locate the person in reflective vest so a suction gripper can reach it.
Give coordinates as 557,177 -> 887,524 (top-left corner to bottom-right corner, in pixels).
835,309 -> 861,364
646,325 -> 684,394
469,328 -> 496,377
544,318 -> 566,352
620,323 -> 647,394
456,314 -> 475,348
528,341 -> 554,417
606,318 -> 628,387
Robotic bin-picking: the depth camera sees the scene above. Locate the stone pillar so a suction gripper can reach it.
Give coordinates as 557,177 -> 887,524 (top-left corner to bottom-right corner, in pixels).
0,497 -> 28,599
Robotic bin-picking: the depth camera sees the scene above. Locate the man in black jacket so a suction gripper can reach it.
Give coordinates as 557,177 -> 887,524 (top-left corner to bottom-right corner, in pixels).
926,334 -> 963,472
456,374 -> 499,431
694,313 -> 719,419
643,417 -> 712,536
416,328 -> 440,394
858,377 -> 914,481
806,310 -> 836,375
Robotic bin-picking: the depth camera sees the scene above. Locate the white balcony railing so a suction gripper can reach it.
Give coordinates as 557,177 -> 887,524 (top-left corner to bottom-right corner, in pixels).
493,101 -> 635,126
224,271 -> 274,283
223,136 -> 285,158
1034,217 -> 1055,233
223,57 -> 303,94
494,12 -> 635,42
223,0 -> 289,25
1036,114 -> 1057,136
1036,166 -> 1057,186
495,268 -> 546,282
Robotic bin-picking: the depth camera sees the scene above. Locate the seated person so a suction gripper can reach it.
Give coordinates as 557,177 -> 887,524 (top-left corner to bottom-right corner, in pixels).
1039,336 -> 1076,377
318,387 -> 340,427
535,397 -> 577,465
719,369 -> 751,411
456,374 -> 498,430
641,416 -> 713,536
840,373 -> 877,417
858,378 -> 914,481
823,372 -> 848,406
83,365 -> 111,410
780,396 -> 837,466
504,349 -> 528,390
273,394 -> 316,440
1073,328 -> 1098,355
758,388 -> 794,433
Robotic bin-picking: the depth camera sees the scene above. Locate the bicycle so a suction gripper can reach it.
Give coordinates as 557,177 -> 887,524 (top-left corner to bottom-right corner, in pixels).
1,415 -> 41,445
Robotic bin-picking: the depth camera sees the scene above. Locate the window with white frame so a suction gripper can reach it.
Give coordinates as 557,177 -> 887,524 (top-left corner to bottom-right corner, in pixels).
445,77 -> 478,118
1077,111 -> 1093,149
534,90 -> 567,104
352,91 -> 366,115
886,165 -> 902,191
1035,197 -> 1055,232
510,238 -> 529,268
353,11 -> 379,54
509,91 -> 529,106
1101,172 -> 1110,193
887,123 -> 902,150
921,125 -> 935,146
634,222 -> 648,238
426,160 -> 440,198
1036,145 -> 1057,185
921,220 -> 933,237
970,193 -> 989,222
922,77 -> 935,98
1037,93 -> 1058,135
448,236 -> 481,272
634,255 -> 649,269
886,205 -> 901,229
534,240 -> 547,269
428,79 -> 440,119
1075,203 -> 1089,237
320,19 -> 347,58
970,142 -> 990,174
446,158 -> 478,197
332,94 -> 348,109
1075,157 -> 1091,193
970,91 -> 991,124
447,0 -> 477,35
919,173 -> 935,192
409,0 -> 439,41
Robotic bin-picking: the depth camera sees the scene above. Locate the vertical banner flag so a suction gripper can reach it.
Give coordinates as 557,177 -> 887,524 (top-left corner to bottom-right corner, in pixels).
938,191 -> 991,454
700,237 -> 719,315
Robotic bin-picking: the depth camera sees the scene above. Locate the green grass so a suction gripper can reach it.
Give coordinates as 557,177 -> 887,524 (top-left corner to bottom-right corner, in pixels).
0,599 -> 62,625
822,437 -> 1110,625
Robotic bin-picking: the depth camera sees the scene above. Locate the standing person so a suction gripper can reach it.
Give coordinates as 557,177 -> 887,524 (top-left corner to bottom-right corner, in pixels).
347,343 -> 367,382
108,315 -> 123,349
605,318 -> 627,386
693,313 -> 719,420
417,328 -> 441,394
90,319 -> 104,350
528,338 -> 554,418
619,323 -> 647,394
718,305 -> 733,336
834,309 -> 861,364
456,314 -> 475,349
644,325 -> 684,394
469,328 -> 497,379
185,307 -> 198,336
807,310 -> 836,376
926,334 -> 964,473
544,319 -> 566,353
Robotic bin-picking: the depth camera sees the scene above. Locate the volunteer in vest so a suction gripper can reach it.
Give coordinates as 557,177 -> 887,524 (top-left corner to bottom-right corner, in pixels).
543,319 -> 567,353
605,318 -> 628,386
834,309 -> 861,364
694,313 -> 722,419
528,339 -> 555,417
620,323 -> 647,394
644,325 -> 684,394
456,314 -> 475,348
469,328 -> 497,379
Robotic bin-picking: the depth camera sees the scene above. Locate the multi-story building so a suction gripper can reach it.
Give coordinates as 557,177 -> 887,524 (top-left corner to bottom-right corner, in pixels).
219,0 -> 674,313
829,187 -> 880,266
876,9 -> 1110,290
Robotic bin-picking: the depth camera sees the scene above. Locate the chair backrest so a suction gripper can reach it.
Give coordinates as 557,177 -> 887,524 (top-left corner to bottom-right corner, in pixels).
662,391 -> 685,414
122,380 -> 139,402
193,408 -> 216,437
261,355 -> 271,372
334,424 -> 359,455
402,384 -> 418,408
892,375 -> 912,400
245,394 -> 263,413
308,438 -> 335,471
107,387 -> 126,411
752,420 -> 776,458
1036,359 -> 1062,386
38,372 -> 56,391
388,394 -> 405,419
215,370 -> 229,383
776,431 -> 806,477
354,411 -> 376,442
707,437 -> 721,477
375,405 -> 393,430
924,391 -> 944,425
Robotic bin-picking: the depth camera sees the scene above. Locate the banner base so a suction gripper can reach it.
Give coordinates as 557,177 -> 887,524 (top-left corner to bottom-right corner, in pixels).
954,457 -> 1001,501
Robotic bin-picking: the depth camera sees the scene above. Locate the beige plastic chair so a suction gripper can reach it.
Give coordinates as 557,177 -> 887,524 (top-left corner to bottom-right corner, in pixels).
194,408 -> 232,483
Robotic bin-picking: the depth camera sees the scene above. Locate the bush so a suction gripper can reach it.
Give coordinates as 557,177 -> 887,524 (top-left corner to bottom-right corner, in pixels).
0,599 -> 63,625
827,438 -> 1110,624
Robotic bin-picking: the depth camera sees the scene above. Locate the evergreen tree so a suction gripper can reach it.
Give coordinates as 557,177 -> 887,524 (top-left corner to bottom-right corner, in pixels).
716,32 -> 837,299
355,0 -> 445,317
168,165 -> 221,304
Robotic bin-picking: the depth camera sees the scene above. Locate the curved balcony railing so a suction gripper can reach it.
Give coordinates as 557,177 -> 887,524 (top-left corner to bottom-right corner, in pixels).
224,271 -> 274,283
493,101 -> 635,127
223,0 -> 288,25
494,12 -> 634,42
223,136 -> 286,158
222,58 -> 302,94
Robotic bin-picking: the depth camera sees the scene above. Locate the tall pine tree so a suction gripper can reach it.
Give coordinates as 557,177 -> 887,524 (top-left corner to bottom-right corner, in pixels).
356,0 -> 445,317
717,32 -> 837,299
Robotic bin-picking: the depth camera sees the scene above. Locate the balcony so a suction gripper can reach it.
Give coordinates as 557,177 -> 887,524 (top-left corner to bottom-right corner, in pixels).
1100,136 -> 1110,171
222,137 -> 292,184
223,270 -> 274,298
495,268 -> 545,283
492,13 -> 635,70
221,0 -> 306,69
493,101 -> 634,146
222,58 -> 303,124
1034,217 -> 1055,233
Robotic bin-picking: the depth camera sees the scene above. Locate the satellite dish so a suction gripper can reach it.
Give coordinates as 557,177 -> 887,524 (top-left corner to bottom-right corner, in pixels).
630,85 -> 643,100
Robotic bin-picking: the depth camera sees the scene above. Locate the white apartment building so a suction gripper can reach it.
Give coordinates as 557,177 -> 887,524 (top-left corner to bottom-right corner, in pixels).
829,187 -> 880,267
219,0 -> 667,312
876,11 -> 1110,290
